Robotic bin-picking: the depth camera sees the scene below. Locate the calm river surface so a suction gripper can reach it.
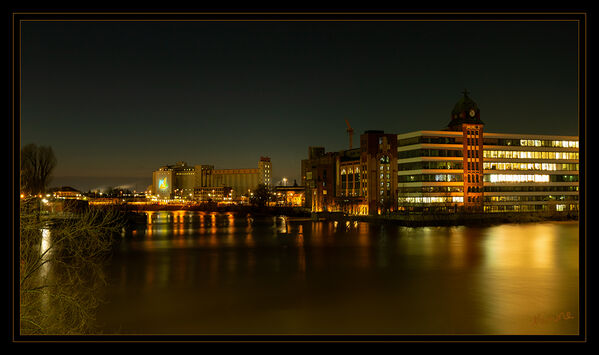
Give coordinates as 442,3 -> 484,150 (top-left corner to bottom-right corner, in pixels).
95,211 -> 580,336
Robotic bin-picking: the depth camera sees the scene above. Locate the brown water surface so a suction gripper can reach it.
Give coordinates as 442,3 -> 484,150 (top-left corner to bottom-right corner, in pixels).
95,212 -> 580,336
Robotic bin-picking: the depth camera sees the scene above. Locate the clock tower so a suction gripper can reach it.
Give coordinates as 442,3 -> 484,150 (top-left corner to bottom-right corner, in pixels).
447,90 -> 485,212
447,89 -> 483,130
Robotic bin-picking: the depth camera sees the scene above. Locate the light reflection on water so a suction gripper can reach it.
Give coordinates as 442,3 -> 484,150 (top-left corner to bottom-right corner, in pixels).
98,211 -> 580,336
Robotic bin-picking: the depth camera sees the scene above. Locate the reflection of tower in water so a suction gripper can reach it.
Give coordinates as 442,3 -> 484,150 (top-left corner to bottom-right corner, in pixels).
297,224 -> 306,279
245,216 -> 255,248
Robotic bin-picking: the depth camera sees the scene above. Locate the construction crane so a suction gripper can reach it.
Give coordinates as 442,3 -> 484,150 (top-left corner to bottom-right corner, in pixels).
345,120 -> 354,149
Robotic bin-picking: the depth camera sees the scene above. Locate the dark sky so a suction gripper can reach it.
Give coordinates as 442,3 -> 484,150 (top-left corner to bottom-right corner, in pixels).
19,17 -> 580,192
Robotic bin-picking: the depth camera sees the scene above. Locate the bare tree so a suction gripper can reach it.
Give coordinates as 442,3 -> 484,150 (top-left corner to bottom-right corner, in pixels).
21,144 -> 57,195
19,200 -> 125,335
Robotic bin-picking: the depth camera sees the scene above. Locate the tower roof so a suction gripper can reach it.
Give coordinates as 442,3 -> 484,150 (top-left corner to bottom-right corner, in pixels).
447,89 -> 484,129
451,89 -> 479,115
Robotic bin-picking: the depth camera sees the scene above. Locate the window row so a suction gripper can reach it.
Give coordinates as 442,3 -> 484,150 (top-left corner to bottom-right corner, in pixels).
484,174 -> 579,183
467,162 -> 482,171
398,186 -> 464,193
340,167 -> 360,174
398,174 -> 463,183
341,174 -> 361,182
483,150 -> 579,160
399,149 -> 463,159
398,136 -> 458,146
484,185 -> 578,192
484,195 -> 579,202
484,204 -> 549,212
398,196 -> 464,204
484,138 -> 578,148
467,174 -> 481,183
340,181 -> 360,190
397,137 -> 578,148
467,138 -> 480,146
467,150 -> 481,158
398,161 -> 463,171
483,162 -> 579,171
519,139 -> 578,148
467,196 -> 481,203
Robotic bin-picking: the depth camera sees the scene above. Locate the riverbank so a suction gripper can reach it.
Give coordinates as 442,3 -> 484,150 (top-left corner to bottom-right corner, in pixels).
115,204 -> 311,227
315,210 -> 579,227
120,204 -> 311,216
114,204 -> 579,228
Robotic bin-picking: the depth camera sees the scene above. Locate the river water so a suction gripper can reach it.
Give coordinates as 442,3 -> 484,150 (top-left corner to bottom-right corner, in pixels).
95,211 -> 580,336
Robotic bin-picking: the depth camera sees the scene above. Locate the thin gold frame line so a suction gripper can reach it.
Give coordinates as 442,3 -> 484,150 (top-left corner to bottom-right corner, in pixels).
16,19 -> 582,22
11,11 -> 589,14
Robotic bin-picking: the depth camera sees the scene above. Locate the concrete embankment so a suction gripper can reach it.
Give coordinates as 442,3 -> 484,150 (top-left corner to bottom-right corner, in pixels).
312,211 -> 579,227
98,204 -> 578,228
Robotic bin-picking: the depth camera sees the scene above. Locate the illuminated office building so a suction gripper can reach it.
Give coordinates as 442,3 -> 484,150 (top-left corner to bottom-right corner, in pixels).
397,91 -> 579,213
304,91 -> 579,215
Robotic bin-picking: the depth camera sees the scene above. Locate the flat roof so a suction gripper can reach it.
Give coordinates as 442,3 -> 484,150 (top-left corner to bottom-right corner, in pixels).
397,130 -> 578,140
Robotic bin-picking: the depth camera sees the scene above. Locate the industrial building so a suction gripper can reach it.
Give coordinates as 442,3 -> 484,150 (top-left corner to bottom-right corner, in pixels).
152,161 -> 195,200
302,130 -> 398,215
194,157 -> 271,201
152,157 -> 272,202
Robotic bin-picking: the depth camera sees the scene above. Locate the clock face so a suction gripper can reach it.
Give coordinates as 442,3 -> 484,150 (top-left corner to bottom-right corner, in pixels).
469,109 -> 476,117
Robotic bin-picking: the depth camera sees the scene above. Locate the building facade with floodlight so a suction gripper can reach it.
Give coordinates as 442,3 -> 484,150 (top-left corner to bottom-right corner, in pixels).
152,161 -> 195,200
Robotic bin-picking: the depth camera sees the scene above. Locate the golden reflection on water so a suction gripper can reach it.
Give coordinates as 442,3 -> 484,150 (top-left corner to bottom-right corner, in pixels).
278,216 -> 288,234
297,226 -> 306,279
481,224 -> 559,269
475,223 -> 579,335
228,213 -> 235,235
448,229 -> 467,269
111,213 -> 579,335
210,213 -> 217,235
310,222 -> 324,247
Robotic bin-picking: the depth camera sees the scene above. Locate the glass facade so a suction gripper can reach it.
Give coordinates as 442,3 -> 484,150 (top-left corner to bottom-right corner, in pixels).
397,131 -> 579,213
483,150 -> 579,160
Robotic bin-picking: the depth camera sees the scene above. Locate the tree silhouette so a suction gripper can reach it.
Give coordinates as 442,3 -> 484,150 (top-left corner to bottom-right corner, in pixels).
250,184 -> 271,208
21,144 -> 57,195
20,200 -> 125,334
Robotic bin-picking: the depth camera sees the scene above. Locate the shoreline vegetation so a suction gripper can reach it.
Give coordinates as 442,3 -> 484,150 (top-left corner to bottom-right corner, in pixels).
110,203 -> 579,228
20,197 -> 125,335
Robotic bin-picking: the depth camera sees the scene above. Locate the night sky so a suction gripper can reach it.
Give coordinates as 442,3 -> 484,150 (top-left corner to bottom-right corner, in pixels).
19,16 -> 580,192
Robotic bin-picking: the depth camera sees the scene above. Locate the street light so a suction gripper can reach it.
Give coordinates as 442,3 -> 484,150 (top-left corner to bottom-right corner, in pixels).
282,177 -> 287,186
